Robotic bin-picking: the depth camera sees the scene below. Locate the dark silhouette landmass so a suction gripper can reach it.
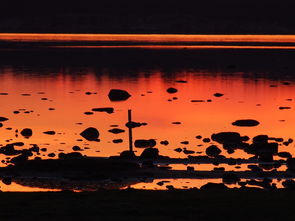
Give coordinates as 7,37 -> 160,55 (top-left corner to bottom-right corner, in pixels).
1,0 -> 295,34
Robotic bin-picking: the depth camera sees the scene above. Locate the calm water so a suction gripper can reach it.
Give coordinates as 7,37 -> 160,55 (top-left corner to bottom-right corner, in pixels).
1,34 -> 295,191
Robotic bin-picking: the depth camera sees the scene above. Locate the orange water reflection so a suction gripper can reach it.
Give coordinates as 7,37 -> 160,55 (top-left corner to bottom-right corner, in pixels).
0,57 -> 295,190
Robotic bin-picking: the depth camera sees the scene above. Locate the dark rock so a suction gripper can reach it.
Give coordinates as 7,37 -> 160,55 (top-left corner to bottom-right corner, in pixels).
92,107 -> 114,114
166,185 -> 175,190
213,93 -> 224,97
203,138 -> 210,143
13,111 -> 20,114
0,117 -> 8,122
174,148 -> 182,153
108,89 -> 131,101
135,139 -> 156,148
113,139 -> 123,143
180,141 -> 189,144
248,164 -> 262,172
287,158 -> 295,172
279,106 -> 291,110
258,153 -> 274,162
195,135 -> 202,139
213,167 -> 225,171
200,182 -> 228,190
41,148 -> 47,152
72,146 -> 81,151
48,153 -> 56,157
10,153 -> 29,165
175,80 -> 187,83
191,100 -> 205,102
58,152 -> 84,159
11,142 -> 24,146
211,132 -> 244,144
29,145 -> 39,153
125,121 -> 145,128
43,131 -> 56,135
282,180 -> 295,189
247,143 -> 278,155
278,152 -> 292,159
206,145 -> 222,157
140,148 -> 159,159
2,177 -> 12,185
20,128 -> 33,138
253,135 -> 269,144
232,119 -> 260,127
108,128 -> 125,134
80,127 -> 100,141
187,166 -> 194,171
119,150 -> 136,159
172,122 -> 181,124
183,148 -> 195,154
84,112 -> 94,115
0,144 -> 22,156
166,87 -> 178,93
160,140 -> 169,145
222,173 -> 240,184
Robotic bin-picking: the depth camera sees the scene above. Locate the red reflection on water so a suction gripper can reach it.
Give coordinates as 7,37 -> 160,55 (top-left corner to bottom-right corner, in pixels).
0,66 -> 294,191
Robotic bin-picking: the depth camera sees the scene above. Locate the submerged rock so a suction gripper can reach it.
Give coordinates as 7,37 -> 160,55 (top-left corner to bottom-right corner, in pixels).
108,89 -> 131,101
20,128 -> 33,138
80,127 -> 100,141
135,139 -> 156,148
232,119 -> 260,127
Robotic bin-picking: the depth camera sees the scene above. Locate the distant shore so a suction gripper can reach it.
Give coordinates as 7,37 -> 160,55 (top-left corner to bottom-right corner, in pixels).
1,12 -> 295,35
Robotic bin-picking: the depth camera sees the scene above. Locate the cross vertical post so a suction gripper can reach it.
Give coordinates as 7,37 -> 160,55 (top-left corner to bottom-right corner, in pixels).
128,109 -> 133,153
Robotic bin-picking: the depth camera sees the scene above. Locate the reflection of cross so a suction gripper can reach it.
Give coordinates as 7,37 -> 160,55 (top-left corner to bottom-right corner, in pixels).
128,109 -> 133,153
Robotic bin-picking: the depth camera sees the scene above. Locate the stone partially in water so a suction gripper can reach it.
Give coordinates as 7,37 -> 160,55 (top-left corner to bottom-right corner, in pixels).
113,139 -> 123,143
108,89 -> 131,101
0,117 -> 8,122
72,146 -> 81,151
20,128 -> 33,138
2,177 -> 12,185
232,119 -> 260,127
206,145 -> 222,157
80,127 -> 100,141
58,152 -> 84,159
166,87 -> 178,93
213,93 -> 224,97
135,139 -> 156,148
277,152 -> 292,159
200,182 -> 228,190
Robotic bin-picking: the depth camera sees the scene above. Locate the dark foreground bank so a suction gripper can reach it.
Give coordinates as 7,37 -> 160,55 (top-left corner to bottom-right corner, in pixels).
0,189 -> 295,221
